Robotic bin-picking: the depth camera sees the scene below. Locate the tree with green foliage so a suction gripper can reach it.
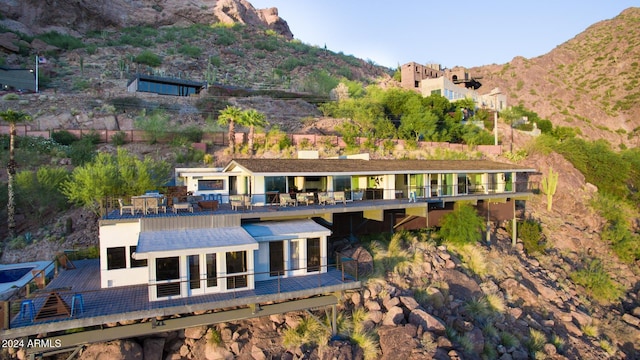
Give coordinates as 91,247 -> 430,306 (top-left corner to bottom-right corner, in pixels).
62,148 -> 171,216
241,109 -> 268,155
398,97 -> 439,141
1,109 -> 31,239
439,202 -> 484,245
541,166 -> 559,211
218,105 -> 243,153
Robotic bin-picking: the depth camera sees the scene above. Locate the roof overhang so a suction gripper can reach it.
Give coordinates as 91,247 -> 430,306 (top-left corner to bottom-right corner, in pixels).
242,219 -> 331,242
135,227 -> 258,259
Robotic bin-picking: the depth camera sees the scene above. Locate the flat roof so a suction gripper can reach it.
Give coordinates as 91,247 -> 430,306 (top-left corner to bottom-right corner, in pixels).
136,227 -> 258,258
225,159 -> 536,175
243,219 -> 331,241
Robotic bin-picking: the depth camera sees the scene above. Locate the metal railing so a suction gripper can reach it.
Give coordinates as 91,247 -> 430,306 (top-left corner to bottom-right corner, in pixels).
2,258 -> 359,330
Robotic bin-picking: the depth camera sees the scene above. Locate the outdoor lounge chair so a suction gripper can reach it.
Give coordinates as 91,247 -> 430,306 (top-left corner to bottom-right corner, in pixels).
296,193 -> 312,206
230,195 -> 252,211
279,193 -> 297,207
118,198 -> 134,215
318,192 -> 335,205
334,191 -> 346,205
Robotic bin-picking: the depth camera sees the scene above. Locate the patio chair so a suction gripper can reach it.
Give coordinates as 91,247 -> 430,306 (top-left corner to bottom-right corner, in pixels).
132,197 -> 146,215
296,193 -> 311,206
334,191 -> 346,205
229,195 -> 243,211
318,192 -> 335,205
280,193 -> 297,207
118,198 -> 134,215
242,195 -> 253,210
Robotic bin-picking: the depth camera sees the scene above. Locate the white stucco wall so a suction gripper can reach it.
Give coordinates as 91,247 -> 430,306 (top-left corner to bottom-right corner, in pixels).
100,221 -> 148,288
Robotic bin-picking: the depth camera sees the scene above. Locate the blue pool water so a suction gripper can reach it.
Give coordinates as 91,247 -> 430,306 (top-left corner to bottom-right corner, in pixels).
0,267 -> 33,284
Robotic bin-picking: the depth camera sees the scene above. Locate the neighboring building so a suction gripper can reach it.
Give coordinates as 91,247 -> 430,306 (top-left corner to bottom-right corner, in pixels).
127,73 -> 206,96
0,67 -> 36,92
400,62 -> 506,111
100,158 -> 535,302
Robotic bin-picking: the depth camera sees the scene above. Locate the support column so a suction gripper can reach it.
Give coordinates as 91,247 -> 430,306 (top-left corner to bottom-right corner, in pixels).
512,200 -> 517,247
331,304 -> 337,336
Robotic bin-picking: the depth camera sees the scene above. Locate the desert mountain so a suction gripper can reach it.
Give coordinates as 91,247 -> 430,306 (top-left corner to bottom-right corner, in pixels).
0,0 -> 292,39
473,7 -> 640,148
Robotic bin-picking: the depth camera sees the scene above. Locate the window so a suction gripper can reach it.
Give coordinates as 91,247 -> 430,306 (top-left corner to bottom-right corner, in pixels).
206,253 -> 217,287
226,251 -> 247,289
307,238 -> 320,272
130,246 -> 147,268
156,257 -> 180,297
107,247 -> 126,270
290,240 -> 301,270
265,176 -> 286,193
198,179 -> 224,191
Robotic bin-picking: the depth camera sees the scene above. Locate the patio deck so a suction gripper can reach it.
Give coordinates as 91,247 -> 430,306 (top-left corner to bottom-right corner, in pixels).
104,190 -> 531,221
4,259 -> 360,338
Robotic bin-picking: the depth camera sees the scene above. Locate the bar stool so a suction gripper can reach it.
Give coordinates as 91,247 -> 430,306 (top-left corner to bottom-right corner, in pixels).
71,293 -> 84,317
20,299 -> 35,322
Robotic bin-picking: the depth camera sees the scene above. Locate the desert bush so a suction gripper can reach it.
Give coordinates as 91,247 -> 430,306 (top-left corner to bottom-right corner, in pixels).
134,110 -> 172,144
36,31 -> 84,50
52,130 -> 78,146
134,50 -> 162,67
67,137 -> 97,166
519,218 -> 545,254
439,202 -> 484,246
111,131 -> 127,146
181,126 -> 204,143
179,44 -> 202,58
570,258 -> 623,303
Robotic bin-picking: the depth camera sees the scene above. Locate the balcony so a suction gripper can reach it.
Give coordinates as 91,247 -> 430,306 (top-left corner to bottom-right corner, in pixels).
2,258 -> 360,337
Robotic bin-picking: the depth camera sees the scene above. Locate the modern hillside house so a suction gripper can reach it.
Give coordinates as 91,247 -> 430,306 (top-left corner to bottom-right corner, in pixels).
100,158 -> 536,302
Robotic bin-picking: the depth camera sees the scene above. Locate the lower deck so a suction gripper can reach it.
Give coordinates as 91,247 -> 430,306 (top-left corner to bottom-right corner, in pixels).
3,259 -> 360,338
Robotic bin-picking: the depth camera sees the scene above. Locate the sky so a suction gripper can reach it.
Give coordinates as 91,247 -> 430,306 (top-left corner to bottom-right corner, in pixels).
249,1 -> 639,69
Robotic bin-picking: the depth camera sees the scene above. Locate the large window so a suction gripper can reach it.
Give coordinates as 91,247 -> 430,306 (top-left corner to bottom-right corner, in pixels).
198,179 -> 224,191
265,176 -> 287,193
156,257 -> 180,297
307,238 -> 320,272
290,240 -> 301,270
107,247 -> 126,270
226,251 -> 247,289
333,176 -> 352,200
130,246 -> 147,268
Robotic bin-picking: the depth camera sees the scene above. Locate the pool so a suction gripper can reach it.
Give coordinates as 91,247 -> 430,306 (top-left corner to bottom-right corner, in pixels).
0,267 -> 34,283
0,261 -> 55,300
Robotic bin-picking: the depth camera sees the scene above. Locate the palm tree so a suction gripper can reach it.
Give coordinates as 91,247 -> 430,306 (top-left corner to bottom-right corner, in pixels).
242,109 -> 268,155
0,109 -> 31,239
218,105 -> 243,153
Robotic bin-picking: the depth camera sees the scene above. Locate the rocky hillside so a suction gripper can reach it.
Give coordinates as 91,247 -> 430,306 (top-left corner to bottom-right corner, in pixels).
0,0 -> 292,39
472,7 -> 640,148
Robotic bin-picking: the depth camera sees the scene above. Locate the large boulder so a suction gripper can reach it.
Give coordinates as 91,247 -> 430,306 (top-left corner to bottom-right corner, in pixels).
79,340 -> 143,360
408,309 -> 446,335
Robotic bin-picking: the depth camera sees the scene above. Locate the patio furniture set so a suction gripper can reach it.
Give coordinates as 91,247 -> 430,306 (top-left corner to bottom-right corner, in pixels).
118,193 -> 220,215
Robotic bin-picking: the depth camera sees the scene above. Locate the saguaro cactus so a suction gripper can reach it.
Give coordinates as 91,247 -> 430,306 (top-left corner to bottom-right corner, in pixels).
541,167 -> 559,212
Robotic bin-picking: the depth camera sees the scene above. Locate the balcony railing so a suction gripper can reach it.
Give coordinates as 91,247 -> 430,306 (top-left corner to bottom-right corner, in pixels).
2,258 -> 359,330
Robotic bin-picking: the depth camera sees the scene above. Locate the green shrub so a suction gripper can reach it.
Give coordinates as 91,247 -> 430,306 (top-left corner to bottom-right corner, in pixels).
519,218 -> 545,254
178,44 -> 202,58
67,137 -> 97,166
135,110 -> 172,144
439,203 -> 484,246
82,131 -> 102,145
181,126 -> 204,143
213,28 -> 236,46
52,130 -> 78,146
570,258 -> 623,303
36,31 -> 84,50
111,131 -> 127,146
134,50 -> 162,67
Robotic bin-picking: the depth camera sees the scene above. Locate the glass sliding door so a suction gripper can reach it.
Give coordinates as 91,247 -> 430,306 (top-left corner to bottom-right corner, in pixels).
188,255 -> 203,295
156,257 -> 180,298
333,175 -> 352,200
206,253 -> 217,288
290,240 -> 301,271
457,173 -> 468,195
269,241 -> 284,277
226,251 -> 247,289
307,238 -> 321,272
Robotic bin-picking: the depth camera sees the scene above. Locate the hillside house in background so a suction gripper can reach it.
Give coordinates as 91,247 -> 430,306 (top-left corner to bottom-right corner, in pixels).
127,73 -> 206,97
0,66 -> 36,92
400,62 -> 506,111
